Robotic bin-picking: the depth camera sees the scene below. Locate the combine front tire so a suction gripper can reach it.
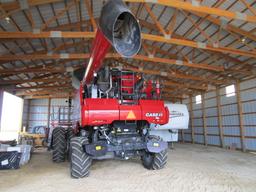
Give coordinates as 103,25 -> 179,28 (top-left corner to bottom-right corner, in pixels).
52,127 -> 67,162
70,137 -> 91,178
142,136 -> 168,170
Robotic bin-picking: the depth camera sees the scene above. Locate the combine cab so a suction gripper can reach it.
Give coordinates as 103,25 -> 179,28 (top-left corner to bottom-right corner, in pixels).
51,0 -> 171,178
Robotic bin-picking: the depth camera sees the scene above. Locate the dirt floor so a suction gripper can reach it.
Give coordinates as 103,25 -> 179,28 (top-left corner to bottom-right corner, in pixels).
0,144 -> 255,192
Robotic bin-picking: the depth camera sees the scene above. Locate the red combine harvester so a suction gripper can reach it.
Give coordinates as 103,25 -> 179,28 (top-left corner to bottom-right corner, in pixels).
51,0 -> 169,178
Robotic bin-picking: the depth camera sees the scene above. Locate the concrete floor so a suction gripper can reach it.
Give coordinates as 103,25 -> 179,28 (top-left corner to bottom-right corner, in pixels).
0,144 -> 255,192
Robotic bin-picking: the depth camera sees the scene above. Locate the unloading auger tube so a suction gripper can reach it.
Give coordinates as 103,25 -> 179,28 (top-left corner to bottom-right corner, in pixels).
82,0 -> 141,85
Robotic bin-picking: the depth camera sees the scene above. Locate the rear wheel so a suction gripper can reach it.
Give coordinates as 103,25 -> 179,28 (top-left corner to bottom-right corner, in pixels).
142,136 -> 168,170
52,127 -> 67,162
70,137 -> 92,178
66,127 -> 74,161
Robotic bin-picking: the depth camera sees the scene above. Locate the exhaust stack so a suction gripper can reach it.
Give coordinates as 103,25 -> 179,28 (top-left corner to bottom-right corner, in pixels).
82,0 -> 141,84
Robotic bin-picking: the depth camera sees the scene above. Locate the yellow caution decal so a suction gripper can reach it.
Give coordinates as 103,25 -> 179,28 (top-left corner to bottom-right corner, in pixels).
126,110 -> 136,119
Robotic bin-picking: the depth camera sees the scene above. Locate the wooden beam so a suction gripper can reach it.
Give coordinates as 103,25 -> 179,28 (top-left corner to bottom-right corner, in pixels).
216,86 -> 224,148
142,34 -> 256,58
189,96 -> 195,144
191,12 -> 256,42
2,0 -> 256,22
0,67 -> 66,75
26,100 -> 31,130
14,85 -> 72,91
162,81 -> 207,91
24,95 -> 72,99
16,88 -> 73,96
47,98 -> 51,128
236,81 -> 246,152
180,99 -> 185,143
40,1 -> 76,30
130,0 -> 256,23
0,31 -> 95,38
143,3 -> 167,36
1,32 -> 255,58
123,66 -> 223,84
0,53 -> 224,72
0,77 -> 70,85
202,93 -> 208,146
84,0 -> 97,31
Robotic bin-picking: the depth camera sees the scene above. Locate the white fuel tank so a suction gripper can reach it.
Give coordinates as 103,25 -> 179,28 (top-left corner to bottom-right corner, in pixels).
150,104 -> 189,130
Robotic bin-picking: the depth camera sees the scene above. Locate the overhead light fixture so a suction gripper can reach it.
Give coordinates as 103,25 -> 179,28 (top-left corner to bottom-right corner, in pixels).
5,17 -> 10,23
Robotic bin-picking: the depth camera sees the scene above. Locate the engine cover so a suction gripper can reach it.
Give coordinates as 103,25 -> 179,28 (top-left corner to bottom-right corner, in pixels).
81,98 -> 169,126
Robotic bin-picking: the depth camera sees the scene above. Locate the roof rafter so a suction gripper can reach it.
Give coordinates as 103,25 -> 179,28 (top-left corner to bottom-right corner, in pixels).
2,0 -> 256,23
1,31 -> 255,58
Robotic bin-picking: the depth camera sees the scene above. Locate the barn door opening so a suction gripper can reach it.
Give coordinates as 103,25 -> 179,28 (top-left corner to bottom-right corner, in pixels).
0,92 -> 23,141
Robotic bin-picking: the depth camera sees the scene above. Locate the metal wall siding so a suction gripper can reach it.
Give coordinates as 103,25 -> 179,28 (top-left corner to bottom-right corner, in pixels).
242,101 -> 256,113
205,108 -> 217,116
240,79 -> 256,90
223,126 -> 240,135
22,100 -> 29,127
221,104 -> 238,115
222,115 -> 239,126
184,134 -> 192,142
205,91 -> 216,99
23,98 -> 70,129
221,96 -> 237,105
180,78 -> 256,151
245,139 -> 256,150
243,114 -> 256,125
51,98 -> 68,106
206,117 -> 218,126
223,137 -> 241,148
194,127 -> 203,134
205,98 -> 217,108
240,89 -> 256,101
194,119 -> 203,126
245,127 -> 256,137
207,136 -> 220,146
193,110 -> 202,117
193,103 -> 201,110
30,99 -> 48,105
207,127 -> 219,135
194,135 -> 204,144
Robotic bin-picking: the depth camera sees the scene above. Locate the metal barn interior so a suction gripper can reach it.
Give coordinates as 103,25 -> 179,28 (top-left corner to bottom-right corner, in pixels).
0,0 -> 256,192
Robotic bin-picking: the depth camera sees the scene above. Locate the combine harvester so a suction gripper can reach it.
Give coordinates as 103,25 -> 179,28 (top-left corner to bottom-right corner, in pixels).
51,0 -> 189,178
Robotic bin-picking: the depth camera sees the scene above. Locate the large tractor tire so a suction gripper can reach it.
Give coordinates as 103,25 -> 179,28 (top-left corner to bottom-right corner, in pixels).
70,137 -> 92,178
66,127 -> 74,161
52,127 -> 67,162
142,136 -> 168,170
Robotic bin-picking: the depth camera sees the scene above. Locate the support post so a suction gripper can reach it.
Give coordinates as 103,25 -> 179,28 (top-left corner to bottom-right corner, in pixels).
236,81 -> 246,152
202,93 -> 207,146
0,90 -> 3,131
189,95 -> 195,143
216,86 -> 224,147
68,97 -> 72,125
180,98 -> 184,143
26,100 -> 31,131
47,98 -> 51,128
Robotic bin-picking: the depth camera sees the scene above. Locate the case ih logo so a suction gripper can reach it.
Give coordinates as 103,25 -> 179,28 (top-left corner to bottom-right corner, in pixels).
145,113 -> 163,117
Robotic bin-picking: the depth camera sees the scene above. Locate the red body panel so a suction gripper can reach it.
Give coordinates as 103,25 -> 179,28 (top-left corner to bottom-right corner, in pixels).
80,98 -> 169,126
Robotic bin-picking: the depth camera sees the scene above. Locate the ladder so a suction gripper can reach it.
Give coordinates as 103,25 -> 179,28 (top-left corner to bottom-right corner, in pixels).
120,71 -> 137,105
